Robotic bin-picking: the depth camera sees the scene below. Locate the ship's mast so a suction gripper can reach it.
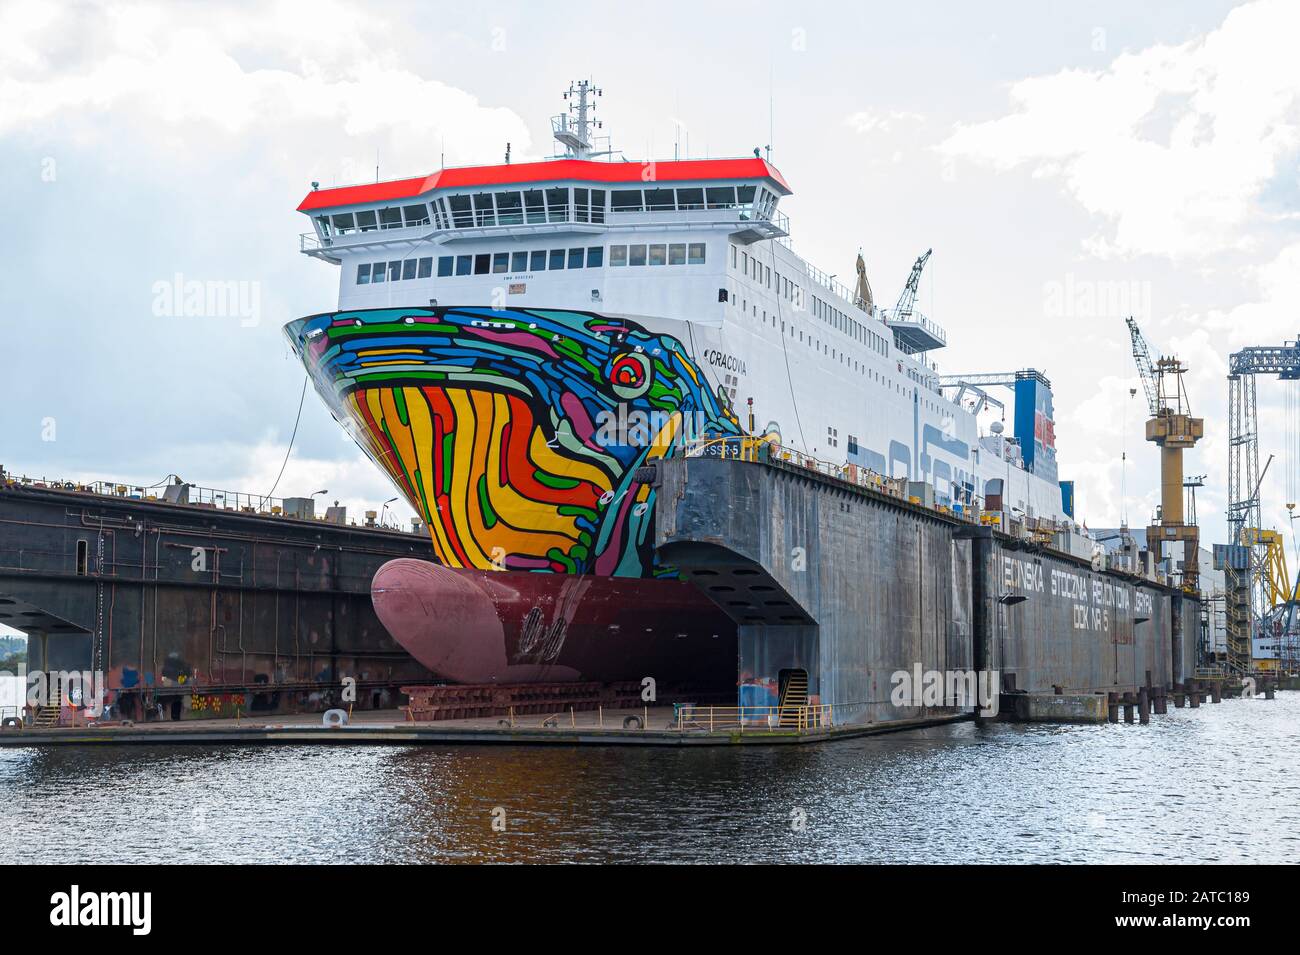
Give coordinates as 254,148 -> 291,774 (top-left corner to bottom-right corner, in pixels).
552,80 -> 613,160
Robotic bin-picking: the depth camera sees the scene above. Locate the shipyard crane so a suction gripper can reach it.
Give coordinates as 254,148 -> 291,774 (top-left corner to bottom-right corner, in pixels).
893,248 -> 931,321
1225,334 -> 1300,673
1124,317 -> 1204,593
883,249 -> 947,355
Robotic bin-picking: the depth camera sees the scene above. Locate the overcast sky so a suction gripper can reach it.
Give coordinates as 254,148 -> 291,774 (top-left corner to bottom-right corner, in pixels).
3,0 -> 1298,567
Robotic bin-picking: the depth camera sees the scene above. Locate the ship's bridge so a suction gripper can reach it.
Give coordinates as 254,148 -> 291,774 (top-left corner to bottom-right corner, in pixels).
297,157 -> 791,264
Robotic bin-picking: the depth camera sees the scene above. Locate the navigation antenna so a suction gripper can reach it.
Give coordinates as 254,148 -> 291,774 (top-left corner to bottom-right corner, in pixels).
552,80 -> 614,160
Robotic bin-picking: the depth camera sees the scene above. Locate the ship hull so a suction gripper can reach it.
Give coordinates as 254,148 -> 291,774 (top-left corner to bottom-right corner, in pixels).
371,558 -> 735,685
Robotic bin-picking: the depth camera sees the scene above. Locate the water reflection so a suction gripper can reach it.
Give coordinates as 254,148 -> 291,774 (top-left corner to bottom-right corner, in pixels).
1,695 -> 1296,863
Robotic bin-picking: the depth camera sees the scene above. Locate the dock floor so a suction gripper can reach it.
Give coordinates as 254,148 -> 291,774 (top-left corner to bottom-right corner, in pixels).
0,707 -> 968,747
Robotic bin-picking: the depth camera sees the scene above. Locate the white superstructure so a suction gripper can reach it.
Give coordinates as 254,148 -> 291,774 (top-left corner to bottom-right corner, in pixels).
297,84 -> 1068,523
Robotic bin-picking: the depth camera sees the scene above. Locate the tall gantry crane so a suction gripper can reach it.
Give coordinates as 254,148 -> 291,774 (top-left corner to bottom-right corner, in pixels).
1126,317 -> 1204,592
1226,335 -> 1300,674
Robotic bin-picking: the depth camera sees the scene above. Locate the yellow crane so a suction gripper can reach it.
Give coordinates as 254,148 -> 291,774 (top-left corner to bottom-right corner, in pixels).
1126,317 -> 1204,591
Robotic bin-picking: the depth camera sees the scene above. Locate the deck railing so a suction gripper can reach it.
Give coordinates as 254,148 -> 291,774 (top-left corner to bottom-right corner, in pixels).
673,703 -> 834,732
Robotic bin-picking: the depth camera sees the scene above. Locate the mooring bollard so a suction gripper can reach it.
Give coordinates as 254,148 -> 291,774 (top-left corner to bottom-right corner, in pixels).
1138,686 -> 1150,725
1107,691 -> 1119,723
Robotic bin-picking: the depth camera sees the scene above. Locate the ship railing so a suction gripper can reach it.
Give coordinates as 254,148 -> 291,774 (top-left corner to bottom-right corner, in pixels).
677,438 -> 988,523
673,703 -> 834,733
881,307 -> 948,347
300,232 -> 330,251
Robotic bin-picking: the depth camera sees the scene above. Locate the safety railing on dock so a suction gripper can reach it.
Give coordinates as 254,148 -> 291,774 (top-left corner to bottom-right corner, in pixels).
673,703 -> 834,733
678,436 -> 985,523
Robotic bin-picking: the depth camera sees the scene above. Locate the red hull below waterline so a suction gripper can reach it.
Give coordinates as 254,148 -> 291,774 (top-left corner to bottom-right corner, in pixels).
371,559 -> 737,686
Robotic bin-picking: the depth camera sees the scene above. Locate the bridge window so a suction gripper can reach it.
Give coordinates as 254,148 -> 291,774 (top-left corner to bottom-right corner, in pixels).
530,249 -> 547,270
370,260 -> 386,283
379,207 -> 403,229
448,195 -> 473,228
523,189 -> 546,224
628,244 -> 647,266
590,189 -> 605,223
473,253 -> 490,274
587,246 -> 603,267
356,263 -> 371,284
611,189 -> 642,212
645,188 -> 674,211
401,259 -> 417,280
356,210 -> 378,232
492,252 -> 509,273
418,257 -> 433,278
668,243 -> 686,265
677,187 -> 704,210
568,247 -> 584,269
473,193 -> 495,227
511,251 -> 528,272
496,192 -> 523,225
388,261 -> 401,281
437,256 -> 453,277
648,244 -> 666,266
545,188 -> 569,222
331,212 -> 355,235
609,245 -> 628,267
455,255 -> 472,276
706,186 -> 736,209
548,248 -> 565,270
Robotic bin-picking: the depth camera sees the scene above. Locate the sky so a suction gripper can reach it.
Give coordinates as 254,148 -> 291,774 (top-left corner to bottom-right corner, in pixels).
2,0 -> 1299,578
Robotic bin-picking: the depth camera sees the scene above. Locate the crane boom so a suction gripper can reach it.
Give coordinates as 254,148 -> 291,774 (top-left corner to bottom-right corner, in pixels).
893,248 -> 931,319
1126,316 -> 1159,416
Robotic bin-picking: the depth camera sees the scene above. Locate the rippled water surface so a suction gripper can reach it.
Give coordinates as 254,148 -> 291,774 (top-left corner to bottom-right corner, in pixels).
2,694 -> 1297,863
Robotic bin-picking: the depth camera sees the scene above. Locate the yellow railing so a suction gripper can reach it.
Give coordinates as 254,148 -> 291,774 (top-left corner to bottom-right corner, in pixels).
673,704 -> 834,733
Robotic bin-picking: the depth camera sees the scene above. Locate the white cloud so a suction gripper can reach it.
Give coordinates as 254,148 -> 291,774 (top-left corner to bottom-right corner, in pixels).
0,0 -> 532,176
938,0 -> 1300,259
843,109 -> 925,135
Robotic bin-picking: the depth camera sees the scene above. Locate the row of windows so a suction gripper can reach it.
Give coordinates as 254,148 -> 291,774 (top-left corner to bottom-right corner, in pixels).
357,247 -> 607,284
319,184 -> 780,238
812,295 -> 890,356
732,245 -> 806,310
357,257 -> 435,284
729,243 -> 890,359
609,243 -> 706,266
355,242 -> 711,285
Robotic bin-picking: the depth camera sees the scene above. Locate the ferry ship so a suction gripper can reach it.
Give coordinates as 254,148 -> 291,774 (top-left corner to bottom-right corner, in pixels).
285,82 -> 1073,686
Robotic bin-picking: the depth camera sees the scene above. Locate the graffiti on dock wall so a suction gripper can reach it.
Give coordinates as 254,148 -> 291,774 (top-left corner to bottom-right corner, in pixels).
189,692 -> 245,718
999,553 -> 1155,640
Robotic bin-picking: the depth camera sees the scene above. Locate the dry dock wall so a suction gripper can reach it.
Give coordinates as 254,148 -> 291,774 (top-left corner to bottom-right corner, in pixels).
962,529 -> 1193,695
0,484 -> 437,718
655,457 -> 1192,726
656,456 -> 970,725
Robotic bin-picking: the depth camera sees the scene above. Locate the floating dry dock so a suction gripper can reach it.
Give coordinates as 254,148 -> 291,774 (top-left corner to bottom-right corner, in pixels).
0,453 -> 1278,743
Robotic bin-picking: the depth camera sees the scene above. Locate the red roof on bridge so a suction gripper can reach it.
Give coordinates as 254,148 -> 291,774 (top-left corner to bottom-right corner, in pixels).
297,157 -> 791,212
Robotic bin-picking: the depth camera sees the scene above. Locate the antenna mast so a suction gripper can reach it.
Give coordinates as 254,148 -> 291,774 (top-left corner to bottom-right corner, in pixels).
552,80 -> 613,160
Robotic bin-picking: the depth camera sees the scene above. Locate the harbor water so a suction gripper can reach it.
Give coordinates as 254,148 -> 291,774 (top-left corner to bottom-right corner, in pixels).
1,693 -> 1296,864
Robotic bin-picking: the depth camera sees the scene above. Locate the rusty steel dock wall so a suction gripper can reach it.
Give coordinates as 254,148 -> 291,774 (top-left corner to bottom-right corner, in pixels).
963,529 -> 1190,694
0,483 -> 436,719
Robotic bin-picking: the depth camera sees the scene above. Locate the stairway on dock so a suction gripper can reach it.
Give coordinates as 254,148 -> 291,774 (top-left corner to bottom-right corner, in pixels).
777,670 -> 809,728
